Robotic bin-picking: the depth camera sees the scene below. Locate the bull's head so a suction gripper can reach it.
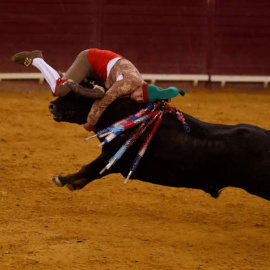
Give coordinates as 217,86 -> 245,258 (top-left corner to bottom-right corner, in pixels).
49,79 -> 105,124
49,91 -> 93,125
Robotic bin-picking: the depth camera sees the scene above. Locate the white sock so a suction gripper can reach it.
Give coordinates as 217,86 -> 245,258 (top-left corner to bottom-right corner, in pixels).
32,58 -> 60,94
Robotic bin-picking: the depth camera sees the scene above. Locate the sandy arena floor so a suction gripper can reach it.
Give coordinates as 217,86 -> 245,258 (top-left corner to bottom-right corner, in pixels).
0,83 -> 269,270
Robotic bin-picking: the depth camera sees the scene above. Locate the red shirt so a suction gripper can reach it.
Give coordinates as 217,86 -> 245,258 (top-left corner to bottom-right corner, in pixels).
87,49 -> 122,81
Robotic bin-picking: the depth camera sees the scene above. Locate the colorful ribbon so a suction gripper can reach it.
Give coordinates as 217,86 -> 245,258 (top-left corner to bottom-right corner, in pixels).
96,101 -> 190,183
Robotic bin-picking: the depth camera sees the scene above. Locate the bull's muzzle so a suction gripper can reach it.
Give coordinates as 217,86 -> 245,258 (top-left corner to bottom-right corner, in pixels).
48,102 -> 62,122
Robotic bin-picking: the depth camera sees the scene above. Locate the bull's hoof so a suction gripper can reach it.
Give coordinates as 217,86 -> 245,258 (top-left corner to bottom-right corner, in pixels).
52,175 -> 65,187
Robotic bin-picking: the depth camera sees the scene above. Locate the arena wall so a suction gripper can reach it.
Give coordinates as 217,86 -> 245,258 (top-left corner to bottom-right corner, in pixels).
1,0 -> 270,76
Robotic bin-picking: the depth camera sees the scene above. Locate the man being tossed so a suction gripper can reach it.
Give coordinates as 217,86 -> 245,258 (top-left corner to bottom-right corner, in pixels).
12,49 -> 180,131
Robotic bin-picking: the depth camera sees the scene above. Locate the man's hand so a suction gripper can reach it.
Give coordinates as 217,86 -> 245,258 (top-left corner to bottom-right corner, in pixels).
83,122 -> 95,132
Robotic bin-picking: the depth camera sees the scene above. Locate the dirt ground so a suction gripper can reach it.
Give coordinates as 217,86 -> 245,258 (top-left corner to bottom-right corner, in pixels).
0,82 -> 269,270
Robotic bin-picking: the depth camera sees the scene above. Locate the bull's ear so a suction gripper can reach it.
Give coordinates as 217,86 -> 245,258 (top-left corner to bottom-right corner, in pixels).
66,80 -> 105,99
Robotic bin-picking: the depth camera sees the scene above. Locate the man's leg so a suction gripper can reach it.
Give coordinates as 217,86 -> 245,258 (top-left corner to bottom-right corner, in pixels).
12,49 -> 93,97
57,50 -> 93,96
32,58 -> 62,95
12,50 -> 62,95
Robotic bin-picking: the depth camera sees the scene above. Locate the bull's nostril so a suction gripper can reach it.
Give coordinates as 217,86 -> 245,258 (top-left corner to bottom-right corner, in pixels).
49,103 -> 55,112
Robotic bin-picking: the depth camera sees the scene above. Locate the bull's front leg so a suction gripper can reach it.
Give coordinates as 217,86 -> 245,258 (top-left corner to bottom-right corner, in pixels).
52,152 -> 111,190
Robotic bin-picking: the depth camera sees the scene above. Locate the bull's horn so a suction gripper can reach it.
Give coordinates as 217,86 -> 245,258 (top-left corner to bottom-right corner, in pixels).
66,79 -> 105,99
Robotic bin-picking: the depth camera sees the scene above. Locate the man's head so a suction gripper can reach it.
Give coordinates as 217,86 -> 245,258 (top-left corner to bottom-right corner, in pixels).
130,83 -> 184,104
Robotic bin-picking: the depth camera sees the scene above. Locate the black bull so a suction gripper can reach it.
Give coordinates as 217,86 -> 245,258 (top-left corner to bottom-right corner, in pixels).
49,92 -> 270,201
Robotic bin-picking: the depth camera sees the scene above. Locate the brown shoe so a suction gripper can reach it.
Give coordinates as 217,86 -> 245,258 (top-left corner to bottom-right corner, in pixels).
11,50 -> 43,66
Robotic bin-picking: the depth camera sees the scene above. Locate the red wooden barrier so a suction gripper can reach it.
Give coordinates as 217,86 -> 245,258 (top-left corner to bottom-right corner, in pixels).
1,0 -> 270,75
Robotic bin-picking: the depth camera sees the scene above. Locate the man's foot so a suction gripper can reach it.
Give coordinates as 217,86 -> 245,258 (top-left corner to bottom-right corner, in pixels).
11,50 -> 43,66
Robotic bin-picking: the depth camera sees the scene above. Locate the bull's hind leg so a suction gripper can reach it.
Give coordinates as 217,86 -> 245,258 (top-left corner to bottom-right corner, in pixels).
52,153 -> 110,190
